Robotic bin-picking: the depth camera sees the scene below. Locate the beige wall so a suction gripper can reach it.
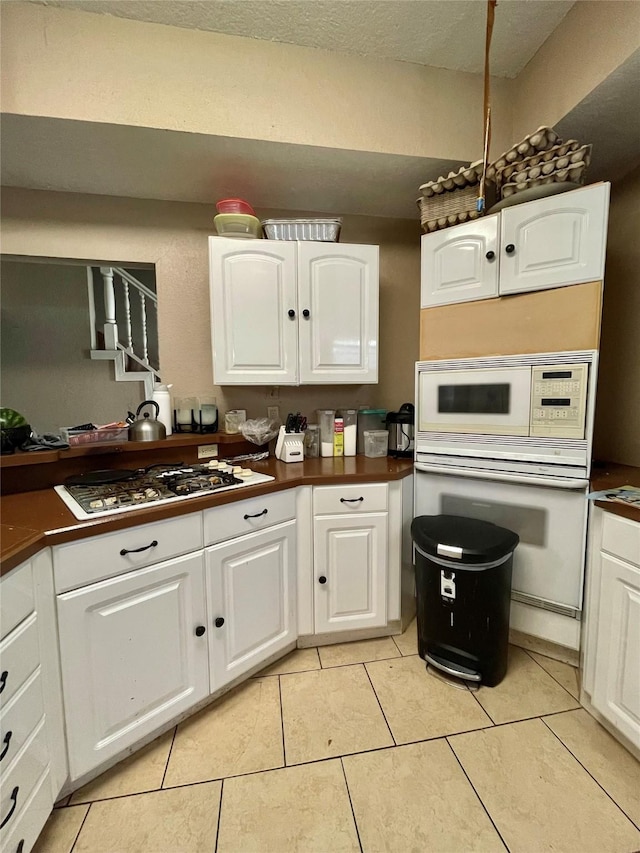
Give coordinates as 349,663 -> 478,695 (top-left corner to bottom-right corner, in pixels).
0,1 -> 513,163
0,260 -> 145,433
593,164 -> 640,467
513,1 -> 640,140
1,188 -> 420,425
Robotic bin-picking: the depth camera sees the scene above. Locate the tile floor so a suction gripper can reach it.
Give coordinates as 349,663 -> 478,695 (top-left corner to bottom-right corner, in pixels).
36,621 -> 640,853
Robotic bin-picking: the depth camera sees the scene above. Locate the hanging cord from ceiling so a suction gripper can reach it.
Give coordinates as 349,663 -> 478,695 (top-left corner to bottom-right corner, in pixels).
478,0 -> 497,213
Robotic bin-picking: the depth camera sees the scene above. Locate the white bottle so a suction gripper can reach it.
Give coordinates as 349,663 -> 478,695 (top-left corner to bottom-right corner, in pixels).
151,383 -> 173,436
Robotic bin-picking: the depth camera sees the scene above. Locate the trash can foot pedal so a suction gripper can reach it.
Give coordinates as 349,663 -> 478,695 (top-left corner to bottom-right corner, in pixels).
425,661 -> 469,691
424,651 -> 481,683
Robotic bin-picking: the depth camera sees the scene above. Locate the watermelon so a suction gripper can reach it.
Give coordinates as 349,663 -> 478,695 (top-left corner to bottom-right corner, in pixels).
0,408 -> 28,429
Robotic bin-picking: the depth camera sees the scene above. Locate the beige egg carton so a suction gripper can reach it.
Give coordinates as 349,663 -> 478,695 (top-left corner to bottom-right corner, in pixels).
419,160 -> 486,198
486,126 -> 562,181
499,144 -> 592,198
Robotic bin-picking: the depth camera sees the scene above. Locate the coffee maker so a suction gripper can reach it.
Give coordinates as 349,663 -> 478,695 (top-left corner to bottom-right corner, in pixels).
386,403 -> 415,457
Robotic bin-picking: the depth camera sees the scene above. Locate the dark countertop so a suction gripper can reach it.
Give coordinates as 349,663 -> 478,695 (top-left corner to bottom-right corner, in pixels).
3,456 -> 637,577
0,456 -> 414,575
589,462 -> 640,524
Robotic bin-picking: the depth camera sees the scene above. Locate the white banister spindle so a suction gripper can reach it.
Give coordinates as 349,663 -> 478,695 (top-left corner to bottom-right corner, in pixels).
99,266 -> 118,349
122,279 -> 133,351
139,291 -> 150,364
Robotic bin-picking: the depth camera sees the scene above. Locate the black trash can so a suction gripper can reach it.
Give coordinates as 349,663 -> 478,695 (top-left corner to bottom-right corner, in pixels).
411,514 -> 519,687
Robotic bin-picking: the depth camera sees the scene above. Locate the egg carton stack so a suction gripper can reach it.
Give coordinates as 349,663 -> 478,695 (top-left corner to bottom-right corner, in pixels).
486,127 -> 592,201
417,160 -> 492,233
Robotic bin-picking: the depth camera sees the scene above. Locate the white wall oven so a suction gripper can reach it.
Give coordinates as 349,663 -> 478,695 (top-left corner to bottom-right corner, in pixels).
414,469 -> 588,616
415,351 -> 598,627
416,350 -> 596,478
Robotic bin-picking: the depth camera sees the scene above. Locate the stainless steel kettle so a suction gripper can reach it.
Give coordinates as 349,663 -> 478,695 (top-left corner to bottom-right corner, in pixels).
128,401 -> 167,442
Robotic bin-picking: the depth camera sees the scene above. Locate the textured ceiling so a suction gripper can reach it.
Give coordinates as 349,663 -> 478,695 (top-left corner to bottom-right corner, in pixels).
37,0 -> 576,78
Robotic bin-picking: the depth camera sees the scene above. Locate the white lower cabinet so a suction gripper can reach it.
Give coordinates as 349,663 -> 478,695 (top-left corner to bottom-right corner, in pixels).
206,521 -> 296,689
583,508 -> 640,750
313,508 -> 388,634
310,483 -> 391,636
0,552 -> 64,853
57,552 -> 210,781
592,553 -> 640,746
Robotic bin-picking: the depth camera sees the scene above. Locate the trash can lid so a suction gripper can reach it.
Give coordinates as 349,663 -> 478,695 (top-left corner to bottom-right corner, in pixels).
411,514 -> 519,564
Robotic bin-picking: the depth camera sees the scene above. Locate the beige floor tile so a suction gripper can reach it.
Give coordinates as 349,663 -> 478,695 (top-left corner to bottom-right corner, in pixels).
32,804 -> 89,853
473,646 -> 580,724
450,718 -> 640,853
318,636 -> 401,668
280,665 -> 393,764
545,709 -> 640,828
258,646 -> 320,676
73,782 -> 221,853
163,677 -> 283,786
343,740 -> 506,853
217,760 -> 359,853
528,650 -> 580,699
365,655 -> 491,744
392,618 -> 418,656
69,729 -> 174,803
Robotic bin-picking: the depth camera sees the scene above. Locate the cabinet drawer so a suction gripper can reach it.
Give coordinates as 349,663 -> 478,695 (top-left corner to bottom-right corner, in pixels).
0,671 -> 44,774
2,768 -> 53,853
53,512 -> 204,592
314,483 -> 388,515
1,561 -> 35,642
0,615 -> 39,710
204,491 -> 296,546
0,720 -> 49,846
602,513 -> 640,567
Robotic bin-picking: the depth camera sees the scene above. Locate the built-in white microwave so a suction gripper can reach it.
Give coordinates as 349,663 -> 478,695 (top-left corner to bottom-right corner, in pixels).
415,351 -> 597,476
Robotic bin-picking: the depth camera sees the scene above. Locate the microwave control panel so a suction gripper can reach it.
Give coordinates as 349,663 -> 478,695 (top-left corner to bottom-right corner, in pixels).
530,363 -> 588,438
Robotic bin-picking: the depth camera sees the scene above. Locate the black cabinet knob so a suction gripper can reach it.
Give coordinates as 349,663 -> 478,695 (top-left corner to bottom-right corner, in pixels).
288,309 -> 296,318
215,617 -> 225,628
318,576 -> 327,585
195,625 -> 206,637
485,250 -> 495,260
505,244 -> 515,254
302,309 -> 310,318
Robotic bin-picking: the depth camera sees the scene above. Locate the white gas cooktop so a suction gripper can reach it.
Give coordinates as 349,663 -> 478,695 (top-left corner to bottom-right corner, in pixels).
55,465 -> 275,521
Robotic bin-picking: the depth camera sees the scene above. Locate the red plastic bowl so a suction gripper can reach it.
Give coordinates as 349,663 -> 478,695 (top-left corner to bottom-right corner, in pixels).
216,198 -> 256,215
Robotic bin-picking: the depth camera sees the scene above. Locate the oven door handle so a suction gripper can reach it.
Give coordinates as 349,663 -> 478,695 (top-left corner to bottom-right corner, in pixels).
414,463 -> 588,490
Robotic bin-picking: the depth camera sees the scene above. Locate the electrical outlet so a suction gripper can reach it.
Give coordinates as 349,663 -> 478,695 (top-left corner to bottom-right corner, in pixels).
267,406 -> 280,421
197,444 -> 219,459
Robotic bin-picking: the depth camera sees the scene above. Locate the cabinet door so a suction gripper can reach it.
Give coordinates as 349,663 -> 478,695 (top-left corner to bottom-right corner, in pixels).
209,237 -> 298,384
592,554 -> 640,748
314,513 -> 387,633
57,552 -> 209,780
207,521 -> 296,688
420,217 -> 499,308
499,183 -> 609,295
297,243 -> 379,384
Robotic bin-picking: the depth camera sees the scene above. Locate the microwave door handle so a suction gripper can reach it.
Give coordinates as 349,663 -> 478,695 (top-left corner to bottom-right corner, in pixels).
414,462 -> 588,490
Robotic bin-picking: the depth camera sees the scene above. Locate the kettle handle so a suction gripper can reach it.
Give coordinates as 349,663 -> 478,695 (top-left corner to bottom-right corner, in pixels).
135,400 -> 160,419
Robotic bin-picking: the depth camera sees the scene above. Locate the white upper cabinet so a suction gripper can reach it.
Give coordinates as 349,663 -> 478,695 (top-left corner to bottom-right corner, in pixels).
420,183 -> 610,308
297,243 -> 379,383
420,217 -> 499,308
209,239 -> 298,385
209,238 -> 379,385
499,183 -> 610,295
